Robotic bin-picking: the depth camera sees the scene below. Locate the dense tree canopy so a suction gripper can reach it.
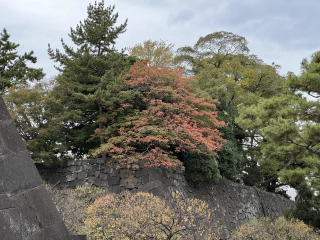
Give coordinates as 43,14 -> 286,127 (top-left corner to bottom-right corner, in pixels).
174,31 -> 283,180
4,81 -> 67,163
127,39 -> 175,67
174,31 -> 249,75
236,51 -> 320,226
0,28 -> 44,94
93,61 -> 225,182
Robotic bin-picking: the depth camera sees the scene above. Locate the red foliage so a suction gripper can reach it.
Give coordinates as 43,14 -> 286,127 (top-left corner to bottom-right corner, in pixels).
93,61 -> 226,169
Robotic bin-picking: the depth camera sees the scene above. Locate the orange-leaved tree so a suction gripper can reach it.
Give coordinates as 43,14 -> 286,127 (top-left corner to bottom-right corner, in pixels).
92,61 -> 226,182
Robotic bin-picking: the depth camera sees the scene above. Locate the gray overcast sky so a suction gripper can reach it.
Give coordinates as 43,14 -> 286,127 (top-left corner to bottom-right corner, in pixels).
1,0 -> 319,79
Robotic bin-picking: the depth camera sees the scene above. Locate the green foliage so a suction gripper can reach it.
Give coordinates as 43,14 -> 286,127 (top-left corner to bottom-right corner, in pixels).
218,139 -> 243,179
285,183 -> 320,230
4,80 -> 67,164
231,216 -> 320,240
183,151 -> 220,183
92,61 -> 226,182
175,31 -> 282,182
242,166 -> 263,186
128,39 -> 175,67
215,108 -> 245,180
236,51 -> 320,227
174,31 -> 249,75
0,28 -> 44,94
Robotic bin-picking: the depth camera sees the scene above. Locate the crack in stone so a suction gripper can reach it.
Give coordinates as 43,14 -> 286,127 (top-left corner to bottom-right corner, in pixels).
0,207 -> 16,211
254,187 -> 266,217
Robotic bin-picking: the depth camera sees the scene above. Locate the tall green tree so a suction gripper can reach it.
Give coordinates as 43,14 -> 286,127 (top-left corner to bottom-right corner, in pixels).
174,31 -> 249,76
48,1 -> 134,157
236,51 -> 320,227
175,31 -> 282,180
3,80 -> 67,164
0,28 -> 44,94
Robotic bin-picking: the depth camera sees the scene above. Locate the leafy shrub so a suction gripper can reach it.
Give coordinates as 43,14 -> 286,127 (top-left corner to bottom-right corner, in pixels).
231,216 -> 320,240
84,190 -> 219,239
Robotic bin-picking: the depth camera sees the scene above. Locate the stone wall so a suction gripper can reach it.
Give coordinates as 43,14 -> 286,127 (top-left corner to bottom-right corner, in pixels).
36,158 -> 294,239
0,96 -> 71,240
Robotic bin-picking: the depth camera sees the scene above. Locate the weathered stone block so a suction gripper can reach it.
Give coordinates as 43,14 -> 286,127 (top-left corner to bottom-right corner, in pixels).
96,158 -> 105,164
0,150 -> 43,195
135,168 -> 151,178
149,172 -> 163,182
48,178 -> 60,186
119,178 -> 127,187
86,165 -> 92,171
0,97 -> 11,120
82,165 -> 88,171
0,193 -> 15,210
141,174 -> 149,185
76,179 -> 86,187
67,160 -> 75,166
88,159 -> 97,164
18,185 -> 62,228
139,180 -> 163,192
99,181 -> 108,187
0,118 -> 26,156
80,160 -> 89,165
99,173 -> 108,181
71,235 -> 87,240
126,178 -> 137,189
110,185 -> 121,194
69,165 -> 77,172
66,173 -> 77,182
93,178 -> 101,187
111,168 -> 120,176
78,171 -> 87,180
92,164 -> 100,171
94,171 -> 100,177
25,221 -> 71,240
75,161 -> 82,166
119,169 -> 129,178
150,185 -> 170,199
109,176 -> 120,185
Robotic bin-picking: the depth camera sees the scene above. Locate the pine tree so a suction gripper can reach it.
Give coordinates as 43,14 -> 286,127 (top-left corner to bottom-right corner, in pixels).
236,51 -> 320,228
48,1 -> 134,156
0,28 -> 44,94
